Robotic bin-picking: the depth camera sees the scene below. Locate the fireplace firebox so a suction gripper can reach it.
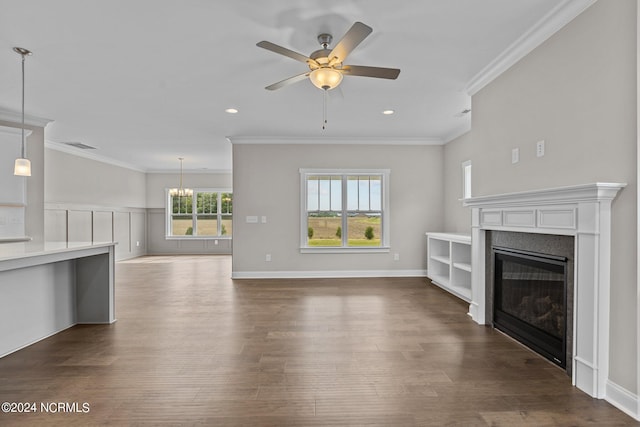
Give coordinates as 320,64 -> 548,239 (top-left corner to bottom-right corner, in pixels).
493,247 -> 567,368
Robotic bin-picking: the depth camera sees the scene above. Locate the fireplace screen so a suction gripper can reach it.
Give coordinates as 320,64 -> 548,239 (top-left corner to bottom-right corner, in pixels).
494,247 -> 567,367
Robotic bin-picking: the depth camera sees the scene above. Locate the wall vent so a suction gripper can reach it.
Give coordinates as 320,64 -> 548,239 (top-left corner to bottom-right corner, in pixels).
64,142 -> 96,150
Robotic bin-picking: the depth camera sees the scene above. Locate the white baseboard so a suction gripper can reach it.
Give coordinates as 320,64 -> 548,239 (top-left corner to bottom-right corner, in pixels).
0,323 -> 76,359
231,269 -> 428,279
606,380 -> 640,421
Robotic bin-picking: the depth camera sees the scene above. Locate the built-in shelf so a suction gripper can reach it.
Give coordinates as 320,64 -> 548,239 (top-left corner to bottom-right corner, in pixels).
426,232 -> 471,302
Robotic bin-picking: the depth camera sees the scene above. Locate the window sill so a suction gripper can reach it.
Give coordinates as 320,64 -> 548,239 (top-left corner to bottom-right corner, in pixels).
300,246 -> 390,254
165,236 -> 232,241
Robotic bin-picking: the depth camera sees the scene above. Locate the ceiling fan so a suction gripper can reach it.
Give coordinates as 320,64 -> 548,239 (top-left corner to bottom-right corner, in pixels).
257,22 -> 400,92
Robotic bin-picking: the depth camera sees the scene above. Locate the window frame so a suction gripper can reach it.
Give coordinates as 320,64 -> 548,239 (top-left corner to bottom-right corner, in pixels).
300,168 -> 390,253
462,160 -> 472,200
165,188 -> 233,239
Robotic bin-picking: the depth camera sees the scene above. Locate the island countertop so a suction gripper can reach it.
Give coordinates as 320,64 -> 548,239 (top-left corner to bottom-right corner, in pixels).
0,241 -> 117,272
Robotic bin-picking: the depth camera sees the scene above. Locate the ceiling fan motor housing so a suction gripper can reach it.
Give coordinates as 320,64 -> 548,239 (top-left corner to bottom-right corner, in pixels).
317,33 -> 332,48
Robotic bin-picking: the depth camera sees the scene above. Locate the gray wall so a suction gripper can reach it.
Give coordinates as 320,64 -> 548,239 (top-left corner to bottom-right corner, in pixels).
443,131 -> 472,232
232,143 -> 444,276
443,0 -> 637,394
44,148 -> 147,260
146,171 -> 233,255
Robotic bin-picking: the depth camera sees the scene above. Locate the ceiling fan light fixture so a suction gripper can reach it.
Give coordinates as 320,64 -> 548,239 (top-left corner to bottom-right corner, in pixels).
309,68 -> 343,90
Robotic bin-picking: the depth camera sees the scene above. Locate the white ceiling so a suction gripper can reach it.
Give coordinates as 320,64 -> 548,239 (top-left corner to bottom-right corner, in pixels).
0,0 -> 590,172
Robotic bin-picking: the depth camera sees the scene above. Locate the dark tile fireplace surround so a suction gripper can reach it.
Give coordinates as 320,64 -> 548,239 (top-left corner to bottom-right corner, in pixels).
486,231 -> 574,375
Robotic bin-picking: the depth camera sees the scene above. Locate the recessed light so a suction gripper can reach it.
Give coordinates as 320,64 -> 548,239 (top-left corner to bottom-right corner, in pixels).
382,109 -> 395,115
225,108 -> 238,114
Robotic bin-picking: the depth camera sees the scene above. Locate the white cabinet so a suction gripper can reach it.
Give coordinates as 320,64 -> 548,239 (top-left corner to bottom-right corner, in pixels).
426,232 -> 471,302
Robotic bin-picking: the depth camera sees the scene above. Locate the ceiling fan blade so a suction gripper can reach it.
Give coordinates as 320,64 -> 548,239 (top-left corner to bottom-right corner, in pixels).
265,72 -> 310,90
257,41 -> 313,64
329,22 -> 372,63
341,65 -> 400,80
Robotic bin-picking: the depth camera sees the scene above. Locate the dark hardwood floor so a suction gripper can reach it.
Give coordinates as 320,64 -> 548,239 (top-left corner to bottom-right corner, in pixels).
0,255 -> 637,426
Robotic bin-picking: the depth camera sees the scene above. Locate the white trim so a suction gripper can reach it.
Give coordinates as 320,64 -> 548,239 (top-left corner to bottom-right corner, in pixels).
0,323 -> 75,359
443,124 -> 471,144
45,202 -> 146,213
463,183 -> 626,400
465,0 -> 597,95
300,169 -> 390,250
300,247 -> 390,254
606,380 -> 640,421
45,140 -> 147,173
637,0 -> 640,418
231,269 -> 427,279
462,182 -> 626,208
0,125 -> 32,138
0,107 -> 53,128
166,236 -> 231,241
165,188 -> 233,238
228,136 -> 444,146
147,169 -> 232,174
461,160 -> 472,199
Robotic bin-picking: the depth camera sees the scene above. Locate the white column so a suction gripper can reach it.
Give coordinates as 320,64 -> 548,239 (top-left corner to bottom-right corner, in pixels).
469,207 -> 487,324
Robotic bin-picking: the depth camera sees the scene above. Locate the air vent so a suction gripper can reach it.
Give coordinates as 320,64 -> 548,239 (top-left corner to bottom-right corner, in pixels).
64,142 -> 96,150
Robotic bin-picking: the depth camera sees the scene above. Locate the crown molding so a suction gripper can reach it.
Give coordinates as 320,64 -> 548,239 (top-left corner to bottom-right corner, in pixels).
443,122 -> 471,143
465,0 -> 598,96
0,125 -> 32,138
146,169 -> 232,175
227,136 -> 444,146
0,108 -> 53,128
45,140 -> 147,173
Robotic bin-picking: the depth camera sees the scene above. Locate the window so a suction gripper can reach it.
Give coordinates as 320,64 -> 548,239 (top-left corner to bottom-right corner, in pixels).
167,190 -> 232,238
300,169 -> 389,252
462,160 -> 472,199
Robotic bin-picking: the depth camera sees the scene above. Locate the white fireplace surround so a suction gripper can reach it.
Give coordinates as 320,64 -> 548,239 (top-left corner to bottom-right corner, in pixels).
462,182 -> 626,400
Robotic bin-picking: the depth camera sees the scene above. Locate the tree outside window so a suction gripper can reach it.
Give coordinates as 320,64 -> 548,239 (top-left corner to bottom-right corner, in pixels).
168,190 -> 232,237
301,170 -> 388,250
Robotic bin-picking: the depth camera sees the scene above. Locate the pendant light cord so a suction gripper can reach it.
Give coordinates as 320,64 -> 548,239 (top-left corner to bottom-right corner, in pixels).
20,52 -> 26,158
179,157 -> 184,196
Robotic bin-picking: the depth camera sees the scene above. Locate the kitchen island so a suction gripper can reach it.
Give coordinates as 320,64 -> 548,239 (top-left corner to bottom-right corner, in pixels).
0,241 -> 116,357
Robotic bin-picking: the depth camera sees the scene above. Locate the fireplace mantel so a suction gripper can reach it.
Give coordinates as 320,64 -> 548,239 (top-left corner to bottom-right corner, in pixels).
462,182 -> 626,399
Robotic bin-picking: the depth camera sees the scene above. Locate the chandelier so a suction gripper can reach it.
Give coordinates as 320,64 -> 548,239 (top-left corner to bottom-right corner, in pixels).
169,157 -> 193,197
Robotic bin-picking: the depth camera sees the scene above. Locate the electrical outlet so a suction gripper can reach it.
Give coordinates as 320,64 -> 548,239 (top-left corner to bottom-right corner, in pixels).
136,241 -> 140,247
536,140 -> 545,157
393,253 -> 400,261
265,254 -> 271,262
261,216 -> 267,223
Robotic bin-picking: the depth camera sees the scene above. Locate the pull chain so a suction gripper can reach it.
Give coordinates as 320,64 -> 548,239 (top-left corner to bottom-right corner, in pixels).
322,88 -> 328,130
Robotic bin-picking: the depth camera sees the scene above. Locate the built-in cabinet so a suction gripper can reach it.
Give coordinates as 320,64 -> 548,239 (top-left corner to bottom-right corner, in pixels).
426,232 -> 471,302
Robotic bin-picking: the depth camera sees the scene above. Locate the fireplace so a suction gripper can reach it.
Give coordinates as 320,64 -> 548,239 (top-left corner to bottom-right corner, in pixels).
462,183 -> 625,399
493,247 -> 567,368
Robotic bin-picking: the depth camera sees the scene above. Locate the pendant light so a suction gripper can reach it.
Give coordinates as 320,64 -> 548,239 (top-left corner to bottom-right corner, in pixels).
13,47 -> 32,177
169,158 -> 193,197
